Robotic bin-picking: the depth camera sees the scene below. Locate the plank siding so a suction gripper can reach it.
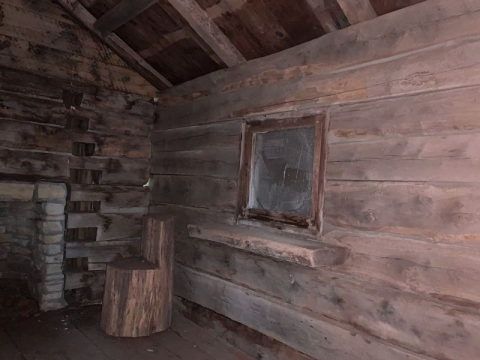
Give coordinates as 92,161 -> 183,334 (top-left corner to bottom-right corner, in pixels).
150,2 -> 480,359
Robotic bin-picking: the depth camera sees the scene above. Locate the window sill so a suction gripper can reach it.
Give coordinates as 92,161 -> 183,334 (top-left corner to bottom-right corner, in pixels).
187,223 -> 349,268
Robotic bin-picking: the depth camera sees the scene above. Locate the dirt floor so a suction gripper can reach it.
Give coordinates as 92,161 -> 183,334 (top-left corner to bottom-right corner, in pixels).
0,279 -> 39,324
0,301 -> 253,360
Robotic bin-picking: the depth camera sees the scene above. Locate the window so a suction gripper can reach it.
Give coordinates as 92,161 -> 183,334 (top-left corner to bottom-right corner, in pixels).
236,114 -> 328,231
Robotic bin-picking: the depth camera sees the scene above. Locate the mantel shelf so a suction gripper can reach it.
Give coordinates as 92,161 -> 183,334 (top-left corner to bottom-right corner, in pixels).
187,223 -> 350,268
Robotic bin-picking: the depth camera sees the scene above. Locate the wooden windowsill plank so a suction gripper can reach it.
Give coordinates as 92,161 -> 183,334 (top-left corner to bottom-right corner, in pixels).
187,223 -> 349,268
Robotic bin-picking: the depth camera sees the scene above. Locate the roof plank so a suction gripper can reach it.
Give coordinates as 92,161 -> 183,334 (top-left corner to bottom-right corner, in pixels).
56,0 -> 173,90
336,0 -> 377,24
304,0 -> 340,33
94,0 -> 160,35
166,0 -> 246,67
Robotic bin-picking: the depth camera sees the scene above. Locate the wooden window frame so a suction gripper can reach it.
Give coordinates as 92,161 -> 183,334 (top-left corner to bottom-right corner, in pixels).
236,113 -> 328,232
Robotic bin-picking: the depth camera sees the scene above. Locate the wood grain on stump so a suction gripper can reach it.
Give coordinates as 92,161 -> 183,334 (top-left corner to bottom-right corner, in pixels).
101,215 -> 174,337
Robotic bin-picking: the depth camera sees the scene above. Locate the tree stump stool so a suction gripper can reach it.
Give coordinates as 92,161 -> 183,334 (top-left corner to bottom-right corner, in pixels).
101,215 -> 174,337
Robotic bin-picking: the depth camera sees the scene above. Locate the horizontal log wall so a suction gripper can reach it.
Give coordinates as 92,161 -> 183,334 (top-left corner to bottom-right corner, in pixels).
151,1 -> 480,359
0,0 -> 155,295
0,0 -> 157,97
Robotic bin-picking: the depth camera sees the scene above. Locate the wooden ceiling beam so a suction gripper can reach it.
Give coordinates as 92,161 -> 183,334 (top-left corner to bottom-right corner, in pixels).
56,0 -> 173,90
336,0 -> 377,25
304,0 -> 340,33
166,0 -> 246,67
94,0 -> 159,35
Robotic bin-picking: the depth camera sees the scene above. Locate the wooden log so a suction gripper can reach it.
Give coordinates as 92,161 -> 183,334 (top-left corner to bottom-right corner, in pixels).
151,175 -> 237,210
0,92 -> 152,137
324,180 -> 480,244
0,148 -> 69,179
67,213 -> 144,242
151,121 -> 241,152
328,85 -> 480,143
0,119 -> 150,159
151,148 -> 239,179
101,215 -> 174,337
327,132 -> 480,183
175,265 -> 429,360
156,34 -> 480,130
0,67 -> 155,118
69,184 -> 150,211
69,156 -> 149,186
175,235 -> 480,360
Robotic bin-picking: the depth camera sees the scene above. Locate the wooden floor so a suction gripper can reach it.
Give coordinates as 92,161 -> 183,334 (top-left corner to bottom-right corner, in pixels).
0,306 -> 254,360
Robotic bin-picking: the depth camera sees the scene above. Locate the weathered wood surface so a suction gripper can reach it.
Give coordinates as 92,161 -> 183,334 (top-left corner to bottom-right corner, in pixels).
171,308 -> 257,360
175,298 -> 315,360
0,1 -> 154,299
175,265 -> 430,360
69,157 -> 149,186
0,119 -> 150,159
176,236 -> 480,360
94,0 -> 159,35
0,67 -> 156,118
64,270 -> 106,290
166,0 -> 245,67
324,181 -> 480,245
0,94 -> 152,137
337,0 -> 377,24
152,148 -> 239,179
157,36 -> 480,129
148,2 -> 480,358
55,0 -> 171,92
101,216 -> 174,337
188,223 -> 349,268
158,201 -> 480,306
101,259 -> 164,337
0,0 -> 158,96
67,213 -> 144,241
70,184 -> 150,211
328,85 -> 480,143
304,0 -> 340,33
152,121 -> 241,151
157,0 -> 479,107
0,0 -> 123,67
151,175 -> 237,210
65,239 -> 140,263
327,132 -> 480,183
0,148 -> 70,179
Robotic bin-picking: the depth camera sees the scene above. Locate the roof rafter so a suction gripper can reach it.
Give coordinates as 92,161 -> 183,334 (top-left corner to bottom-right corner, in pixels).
166,0 -> 246,67
304,0 -> 340,33
336,0 -> 377,25
94,0 -> 159,35
56,0 -> 173,90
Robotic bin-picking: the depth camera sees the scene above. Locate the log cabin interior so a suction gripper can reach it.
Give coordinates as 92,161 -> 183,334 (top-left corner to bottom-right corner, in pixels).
1,0 -> 480,359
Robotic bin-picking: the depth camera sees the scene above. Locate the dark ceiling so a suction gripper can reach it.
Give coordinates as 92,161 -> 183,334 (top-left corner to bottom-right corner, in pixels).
78,0 -> 426,87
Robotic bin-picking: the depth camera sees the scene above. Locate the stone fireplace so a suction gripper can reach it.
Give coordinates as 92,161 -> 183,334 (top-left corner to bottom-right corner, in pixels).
0,181 -> 67,311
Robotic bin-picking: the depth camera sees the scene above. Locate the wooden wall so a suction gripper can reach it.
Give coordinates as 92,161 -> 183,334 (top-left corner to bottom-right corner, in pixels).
0,0 -> 157,97
151,0 -> 480,359
0,0 -> 155,296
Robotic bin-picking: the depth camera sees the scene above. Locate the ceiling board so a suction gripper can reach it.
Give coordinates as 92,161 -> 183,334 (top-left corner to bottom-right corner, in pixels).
72,0 -> 430,88
369,0 -> 427,16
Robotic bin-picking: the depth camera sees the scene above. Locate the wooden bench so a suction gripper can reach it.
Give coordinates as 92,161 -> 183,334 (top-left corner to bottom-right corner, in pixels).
101,215 -> 174,337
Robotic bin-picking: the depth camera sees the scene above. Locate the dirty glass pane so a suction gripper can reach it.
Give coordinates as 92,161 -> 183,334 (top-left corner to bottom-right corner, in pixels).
248,127 -> 315,217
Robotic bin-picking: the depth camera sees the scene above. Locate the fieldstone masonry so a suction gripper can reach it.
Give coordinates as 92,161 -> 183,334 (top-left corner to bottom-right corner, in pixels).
0,181 -> 67,311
